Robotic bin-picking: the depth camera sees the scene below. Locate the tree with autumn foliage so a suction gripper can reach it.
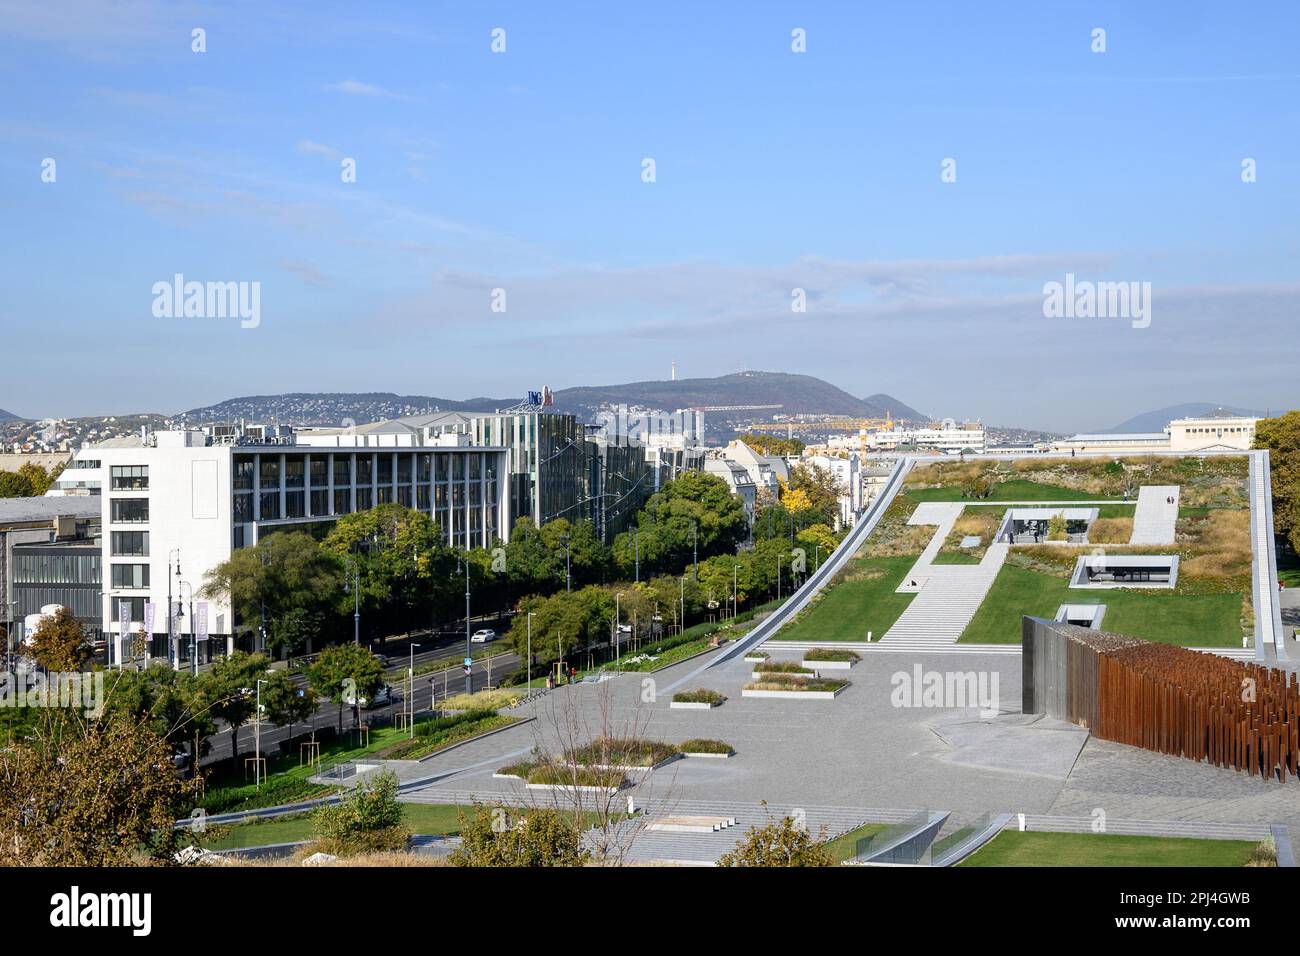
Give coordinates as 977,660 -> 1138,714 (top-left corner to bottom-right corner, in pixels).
23,606 -> 92,672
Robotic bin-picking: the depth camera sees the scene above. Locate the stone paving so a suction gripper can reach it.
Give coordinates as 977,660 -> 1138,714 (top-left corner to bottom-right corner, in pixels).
399,645 -> 1300,838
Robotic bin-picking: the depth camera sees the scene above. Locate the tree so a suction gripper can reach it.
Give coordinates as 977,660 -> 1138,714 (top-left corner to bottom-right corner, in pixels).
102,663 -> 216,757
0,713 -> 201,865
23,606 -> 91,672
796,523 -> 839,558
197,651 -> 270,761
1256,412 -> 1300,553
717,813 -> 835,867
785,462 -> 840,526
260,670 -> 318,742
307,643 -> 385,732
17,462 -> 55,496
612,472 -> 748,577
322,504 -> 456,636
201,532 -> 342,657
450,804 -> 589,867
312,769 -> 408,855
0,470 -> 34,498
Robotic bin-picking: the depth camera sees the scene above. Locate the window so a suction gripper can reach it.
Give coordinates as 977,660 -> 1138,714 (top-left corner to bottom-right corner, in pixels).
334,456 -> 351,486
112,597 -> 146,623
233,458 -> 255,490
356,456 -> 373,485
285,456 -> 305,488
110,465 -> 148,490
111,531 -> 149,556
356,487 -> 372,510
311,489 -> 329,516
110,498 -> 149,523
260,457 -> 280,487
285,490 -> 305,519
233,493 -> 253,523
260,491 -> 280,521
378,455 -> 393,485
397,455 -> 412,485
309,456 -> 327,487
417,454 -> 431,483
111,563 -> 150,589
333,488 -> 352,515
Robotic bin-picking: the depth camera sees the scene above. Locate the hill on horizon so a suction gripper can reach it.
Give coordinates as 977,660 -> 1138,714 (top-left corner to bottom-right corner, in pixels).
176,372 -> 927,428
0,408 -> 23,422
1104,402 -> 1267,434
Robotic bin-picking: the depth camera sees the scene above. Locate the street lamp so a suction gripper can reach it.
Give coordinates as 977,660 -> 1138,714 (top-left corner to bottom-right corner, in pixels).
343,558 -> 360,645
168,548 -> 182,670
560,534 -> 572,593
254,678 -> 267,790
614,593 -> 623,663
178,581 -> 195,675
526,611 -> 534,694
459,556 -> 472,695
691,520 -> 698,581
408,643 -> 421,739
634,529 -> 640,584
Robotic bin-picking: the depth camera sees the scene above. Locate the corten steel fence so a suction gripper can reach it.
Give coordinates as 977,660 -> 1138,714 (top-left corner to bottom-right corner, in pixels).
1023,617 -> 1300,782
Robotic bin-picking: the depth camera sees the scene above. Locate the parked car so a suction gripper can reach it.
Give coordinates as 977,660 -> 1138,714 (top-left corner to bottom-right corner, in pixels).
373,654 -> 391,669
470,629 -> 497,644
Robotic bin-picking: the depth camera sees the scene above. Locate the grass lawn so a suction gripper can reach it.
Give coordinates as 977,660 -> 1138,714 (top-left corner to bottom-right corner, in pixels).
822,821 -> 889,863
958,564 -> 1245,647
933,551 -> 981,565
771,555 -> 916,643
958,830 -> 1259,867
1279,552 -> 1300,589
907,480 -> 1114,503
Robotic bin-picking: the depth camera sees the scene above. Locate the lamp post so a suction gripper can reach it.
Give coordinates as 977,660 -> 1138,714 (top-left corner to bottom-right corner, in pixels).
733,564 -> 739,620
177,581 -> 194,675
691,520 -> 698,581
408,643 -> 421,739
560,534 -> 572,593
526,611 -> 534,693
255,678 -> 267,789
634,529 -> 640,584
168,548 -> 182,670
614,593 -> 623,663
344,558 -> 360,645
461,557 -> 471,695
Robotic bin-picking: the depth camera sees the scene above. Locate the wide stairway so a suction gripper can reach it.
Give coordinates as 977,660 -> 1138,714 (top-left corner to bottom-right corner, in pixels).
879,503 -> 1009,649
1129,485 -> 1179,544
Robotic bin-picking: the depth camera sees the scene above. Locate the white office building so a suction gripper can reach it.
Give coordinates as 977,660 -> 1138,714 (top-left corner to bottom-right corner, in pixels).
59,430 -> 509,664
862,419 -> 987,455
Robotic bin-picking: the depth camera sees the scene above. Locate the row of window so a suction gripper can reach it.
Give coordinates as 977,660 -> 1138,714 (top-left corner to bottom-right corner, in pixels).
111,531 -> 149,556
110,464 -> 148,490
111,563 -> 150,589
111,498 -> 149,523
233,453 -> 495,491
13,552 -> 101,585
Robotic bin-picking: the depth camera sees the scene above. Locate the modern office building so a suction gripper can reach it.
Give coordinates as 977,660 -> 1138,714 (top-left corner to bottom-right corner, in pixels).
0,497 -> 102,657
57,430 -> 510,664
1051,412 -> 1261,456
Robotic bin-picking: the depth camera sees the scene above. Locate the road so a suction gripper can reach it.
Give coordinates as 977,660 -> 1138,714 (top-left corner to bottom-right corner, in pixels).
198,642 -> 520,766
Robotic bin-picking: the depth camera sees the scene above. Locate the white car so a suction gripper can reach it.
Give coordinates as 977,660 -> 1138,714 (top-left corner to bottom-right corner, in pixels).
470,629 -> 496,644
344,684 -> 395,710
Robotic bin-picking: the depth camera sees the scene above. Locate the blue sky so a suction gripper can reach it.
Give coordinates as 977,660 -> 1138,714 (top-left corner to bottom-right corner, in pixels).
1,0 -> 1298,430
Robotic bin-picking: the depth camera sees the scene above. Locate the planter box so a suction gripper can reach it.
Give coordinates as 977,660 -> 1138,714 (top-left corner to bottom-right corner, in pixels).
491,772 -> 527,780
583,755 -> 681,774
681,750 -> 733,759
801,659 -> 854,671
526,782 -> 624,796
742,655 -> 769,664
742,686 -> 846,700
670,700 -> 721,710
751,670 -> 814,680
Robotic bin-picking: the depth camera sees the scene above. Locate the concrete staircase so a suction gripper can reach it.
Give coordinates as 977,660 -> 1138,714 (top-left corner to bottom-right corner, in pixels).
880,546 -> 1008,648
1129,485 -> 1179,544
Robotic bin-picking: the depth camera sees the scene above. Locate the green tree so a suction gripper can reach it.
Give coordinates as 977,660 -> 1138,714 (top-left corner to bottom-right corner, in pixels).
0,470 -> 34,498
312,769 -> 408,855
612,472 -> 748,577
259,670 -> 318,742
1256,411 -> 1300,552
785,462 -> 841,526
198,651 -> 271,761
201,532 -> 342,656
450,804 -> 589,867
717,814 -> 835,867
16,462 -> 54,496
23,606 -> 91,672
307,643 -> 385,732
102,663 -> 216,757
734,434 -> 805,457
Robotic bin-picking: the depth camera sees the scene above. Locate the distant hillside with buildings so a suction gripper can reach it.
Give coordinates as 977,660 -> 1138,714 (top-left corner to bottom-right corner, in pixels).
1105,403 -> 1266,434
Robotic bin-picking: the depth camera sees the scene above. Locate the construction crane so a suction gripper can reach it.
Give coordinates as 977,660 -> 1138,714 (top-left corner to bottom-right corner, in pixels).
689,403 -> 784,413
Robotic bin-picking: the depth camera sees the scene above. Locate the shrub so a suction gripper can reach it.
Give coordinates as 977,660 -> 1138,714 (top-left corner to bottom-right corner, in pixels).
672,689 -> 726,705
744,674 -> 847,693
526,765 -> 626,788
754,661 -> 815,674
678,738 -> 733,754
1247,838 -> 1278,868
1086,517 -> 1133,544
436,689 -> 523,711
803,648 -> 861,662
567,736 -> 677,768
718,815 -> 834,867
1046,512 -> 1068,541
312,770 -> 409,856
496,760 -> 542,778
450,804 -> 589,867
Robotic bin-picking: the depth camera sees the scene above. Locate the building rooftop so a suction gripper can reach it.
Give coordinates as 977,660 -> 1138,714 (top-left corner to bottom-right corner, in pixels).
0,497 -> 101,524
1065,433 -> 1169,443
